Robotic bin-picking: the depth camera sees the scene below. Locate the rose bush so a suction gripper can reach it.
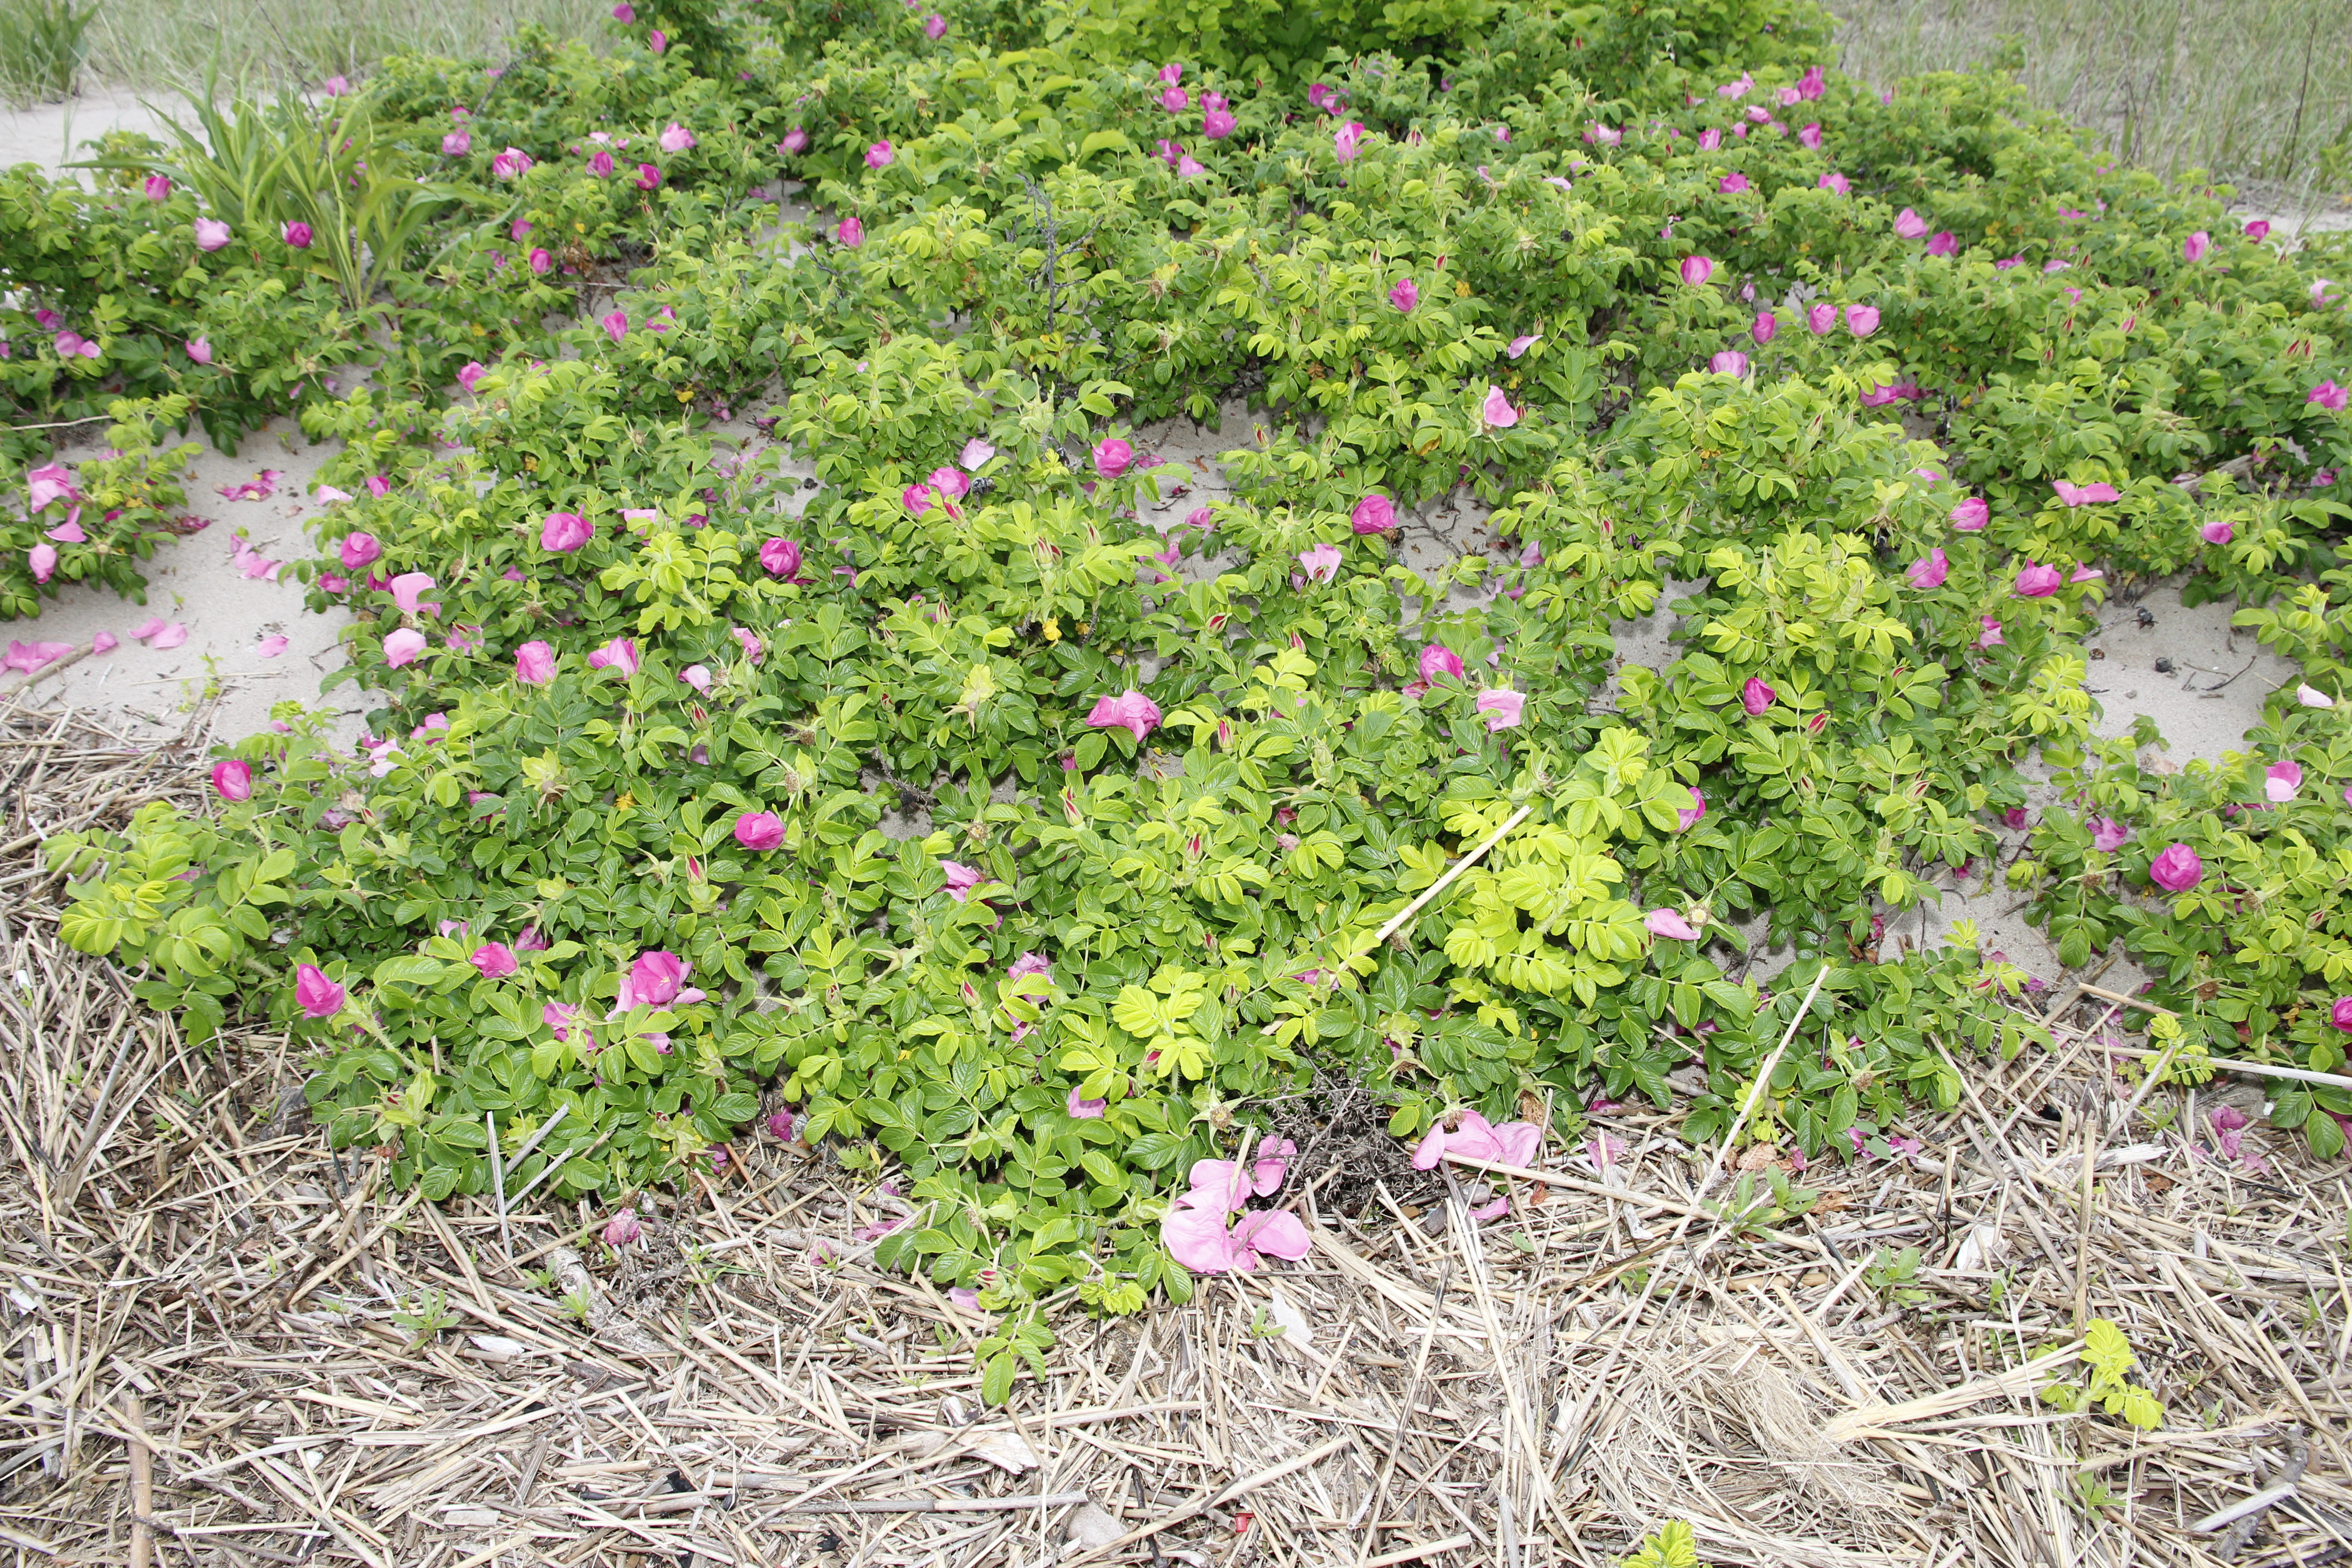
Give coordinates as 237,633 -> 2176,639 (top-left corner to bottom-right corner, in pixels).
20,0 -> 2352,1396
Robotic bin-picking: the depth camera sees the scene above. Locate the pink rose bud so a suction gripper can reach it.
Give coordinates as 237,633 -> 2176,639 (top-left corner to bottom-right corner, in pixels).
541,512 -> 593,552
2148,843 -> 2203,891
735,811 -> 786,851
294,963 -> 345,1019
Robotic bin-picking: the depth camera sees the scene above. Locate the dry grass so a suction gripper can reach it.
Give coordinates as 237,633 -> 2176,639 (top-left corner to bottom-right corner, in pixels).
1833,0 -> 2352,191
4,696 -> 2352,1566
76,0 -> 601,96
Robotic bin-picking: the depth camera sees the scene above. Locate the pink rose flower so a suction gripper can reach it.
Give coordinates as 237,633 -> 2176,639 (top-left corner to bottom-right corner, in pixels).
1086,689 -> 1161,741
294,964 -> 344,1019
1475,689 -> 1525,731
2013,563 -> 2062,597
1418,643 -> 1465,684
1645,908 -> 1701,940
735,811 -> 785,851
2148,843 -> 2203,892
1905,548 -> 1948,588
541,512 -> 593,552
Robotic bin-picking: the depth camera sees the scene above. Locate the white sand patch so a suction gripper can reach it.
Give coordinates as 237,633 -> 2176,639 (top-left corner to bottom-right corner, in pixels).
0,88 -> 191,180
9,416 -> 363,750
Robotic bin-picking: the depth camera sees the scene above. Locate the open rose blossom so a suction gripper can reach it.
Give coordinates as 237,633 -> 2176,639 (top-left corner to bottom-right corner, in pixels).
2332,997 -> 2352,1033
2264,760 -> 2303,803
1475,689 -> 1525,730
1086,689 -> 1161,742
383,628 -> 428,667
2090,817 -> 2132,852
2052,479 -> 2121,506
1950,496 -> 1989,530
1161,1152 -> 1310,1273
1419,643 -> 1465,684
2148,843 -> 2203,892
514,641 -> 555,684
1067,1087 -> 1107,1119
587,636 -> 641,676
1411,1111 -> 1540,1171
1709,350 -> 1749,376
471,943 -> 519,979
1905,548 -> 1949,589
940,860 -> 986,902
1351,493 -> 1397,534
1894,208 -> 1927,239
1481,386 -> 1519,428
627,950 -> 688,1008
294,964 -> 345,1019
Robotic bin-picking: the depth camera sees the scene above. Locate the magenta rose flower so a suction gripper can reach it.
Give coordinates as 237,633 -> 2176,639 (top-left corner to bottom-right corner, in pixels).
211,759 -> 253,800
294,964 -> 345,1019
735,811 -> 785,851
1413,645 -> 1464,688
2148,843 -> 2203,892
541,512 -> 593,552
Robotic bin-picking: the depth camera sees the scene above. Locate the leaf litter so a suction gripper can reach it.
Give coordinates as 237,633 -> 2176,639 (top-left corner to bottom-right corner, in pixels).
2,697 -> 2351,1566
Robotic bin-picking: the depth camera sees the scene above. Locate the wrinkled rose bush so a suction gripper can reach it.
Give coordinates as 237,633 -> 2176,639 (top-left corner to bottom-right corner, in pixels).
15,0 -> 2352,1390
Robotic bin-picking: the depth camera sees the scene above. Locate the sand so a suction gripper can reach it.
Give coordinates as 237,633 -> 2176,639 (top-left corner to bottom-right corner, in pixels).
0,86 -> 190,180
6,417 -> 364,750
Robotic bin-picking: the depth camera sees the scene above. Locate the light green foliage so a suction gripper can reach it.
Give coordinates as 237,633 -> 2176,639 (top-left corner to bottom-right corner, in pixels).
1623,1520 -> 1706,1568
2041,1318 -> 2165,1430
